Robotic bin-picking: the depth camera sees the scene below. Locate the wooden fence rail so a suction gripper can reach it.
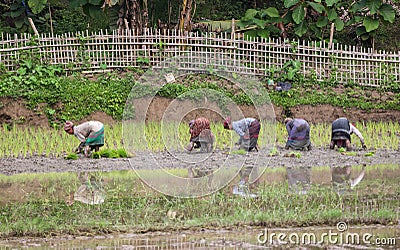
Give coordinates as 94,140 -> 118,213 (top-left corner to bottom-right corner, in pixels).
1,29 -> 400,87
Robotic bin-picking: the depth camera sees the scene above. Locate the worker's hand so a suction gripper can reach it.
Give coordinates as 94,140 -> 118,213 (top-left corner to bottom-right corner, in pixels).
75,142 -> 84,153
186,142 -> 194,152
243,134 -> 250,140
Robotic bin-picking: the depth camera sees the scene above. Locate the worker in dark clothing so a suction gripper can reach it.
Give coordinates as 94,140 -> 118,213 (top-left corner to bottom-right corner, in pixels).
330,117 -> 366,151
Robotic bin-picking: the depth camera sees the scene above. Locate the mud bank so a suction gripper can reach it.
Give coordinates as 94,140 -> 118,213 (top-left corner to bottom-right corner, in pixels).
0,147 -> 398,176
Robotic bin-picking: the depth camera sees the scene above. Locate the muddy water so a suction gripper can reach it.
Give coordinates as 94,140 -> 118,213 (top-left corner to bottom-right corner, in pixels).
0,164 -> 398,249
0,148 -> 399,176
1,226 -> 399,249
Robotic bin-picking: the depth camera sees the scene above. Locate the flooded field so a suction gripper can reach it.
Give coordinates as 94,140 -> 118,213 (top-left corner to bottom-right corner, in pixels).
0,161 -> 398,249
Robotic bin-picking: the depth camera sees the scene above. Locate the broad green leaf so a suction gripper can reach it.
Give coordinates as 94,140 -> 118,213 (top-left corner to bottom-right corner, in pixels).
269,16 -> 283,23
257,29 -> 270,38
294,21 -> 308,37
15,18 -> 25,28
237,20 -> 253,28
363,16 -> 379,32
327,8 -> 338,21
365,0 -> 381,15
325,0 -> 339,7
284,0 -> 300,8
350,1 -> 367,13
263,7 -> 280,18
282,11 -> 293,24
254,19 -> 268,28
334,18 -> 344,31
316,16 -> 328,27
354,16 -> 363,22
244,30 -> 259,39
83,4 -> 106,20
361,33 -> 370,41
10,8 -> 25,18
378,4 -> 395,23
11,2 -> 21,11
309,23 -> 322,39
69,0 -> 88,8
307,2 -> 324,13
292,5 -> 305,25
355,26 -> 366,36
28,0 -> 47,14
266,25 -> 283,35
243,9 -> 259,21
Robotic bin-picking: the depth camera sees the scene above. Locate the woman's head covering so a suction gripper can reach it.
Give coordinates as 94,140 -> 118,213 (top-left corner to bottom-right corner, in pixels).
223,117 -> 231,129
64,121 -> 74,131
284,117 -> 293,124
188,120 -> 195,128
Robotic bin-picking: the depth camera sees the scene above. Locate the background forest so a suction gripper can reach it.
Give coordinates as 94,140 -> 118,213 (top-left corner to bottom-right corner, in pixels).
1,0 -> 400,52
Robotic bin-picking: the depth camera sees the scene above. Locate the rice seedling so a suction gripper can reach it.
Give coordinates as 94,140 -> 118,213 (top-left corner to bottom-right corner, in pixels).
0,121 -> 398,157
65,153 -> 78,160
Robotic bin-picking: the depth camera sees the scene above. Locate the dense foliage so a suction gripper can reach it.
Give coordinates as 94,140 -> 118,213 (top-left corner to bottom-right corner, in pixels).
0,0 -> 399,51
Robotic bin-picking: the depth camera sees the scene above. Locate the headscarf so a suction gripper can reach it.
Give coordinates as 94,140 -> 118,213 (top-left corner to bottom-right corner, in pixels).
188,120 -> 195,129
223,117 -> 231,129
284,117 -> 293,124
64,121 -> 74,131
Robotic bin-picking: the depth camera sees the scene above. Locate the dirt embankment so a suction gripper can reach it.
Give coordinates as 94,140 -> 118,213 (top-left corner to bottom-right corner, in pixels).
1,97 -> 400,128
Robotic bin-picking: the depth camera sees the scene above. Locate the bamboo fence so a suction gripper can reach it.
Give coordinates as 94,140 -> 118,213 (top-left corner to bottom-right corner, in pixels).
1,29 -> 399,87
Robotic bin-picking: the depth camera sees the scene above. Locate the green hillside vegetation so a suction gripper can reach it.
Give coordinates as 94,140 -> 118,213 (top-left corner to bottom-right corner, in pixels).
0,63 -> 399,127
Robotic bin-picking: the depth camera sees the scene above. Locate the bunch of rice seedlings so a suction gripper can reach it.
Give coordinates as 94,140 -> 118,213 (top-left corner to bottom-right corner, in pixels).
92,148 -> 129,159
65,153 -> 78,160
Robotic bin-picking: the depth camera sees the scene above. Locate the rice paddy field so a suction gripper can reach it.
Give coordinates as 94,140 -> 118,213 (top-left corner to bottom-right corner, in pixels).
0,121 -> 399,157
0,121 -> 398,248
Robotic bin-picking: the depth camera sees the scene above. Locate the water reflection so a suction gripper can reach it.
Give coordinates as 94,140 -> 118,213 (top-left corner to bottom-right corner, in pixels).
286,165 -> 366,195
66,172 -> 106,205
331,165 -> 366,194
286,166 -> 311,194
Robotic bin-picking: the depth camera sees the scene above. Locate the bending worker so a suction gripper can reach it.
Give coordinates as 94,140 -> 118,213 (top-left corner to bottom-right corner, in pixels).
186,117 -> 215,153
330,117 -> 366,151
64,120 -> 105,157
223,117 -> 260,152
284,118 -> 311,151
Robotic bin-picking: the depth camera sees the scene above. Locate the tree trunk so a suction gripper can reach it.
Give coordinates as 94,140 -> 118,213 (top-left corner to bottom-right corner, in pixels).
116,0 -> 148,35
178,0 -> 194,33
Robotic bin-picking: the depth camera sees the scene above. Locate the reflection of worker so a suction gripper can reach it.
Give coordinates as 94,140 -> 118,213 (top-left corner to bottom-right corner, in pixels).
223,117 -> 260,152
331,165 -> 365,194
186,117 -> 214,153
330,117 -> 366,151
64,121 -> 105,157
284,118 -> 311,150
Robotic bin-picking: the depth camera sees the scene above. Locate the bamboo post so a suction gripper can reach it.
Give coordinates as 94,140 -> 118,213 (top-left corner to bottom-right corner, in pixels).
28,18 -> 39,36
329,23 -> 334,49
231,18 -> 235,41
124,18 -> 129,30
